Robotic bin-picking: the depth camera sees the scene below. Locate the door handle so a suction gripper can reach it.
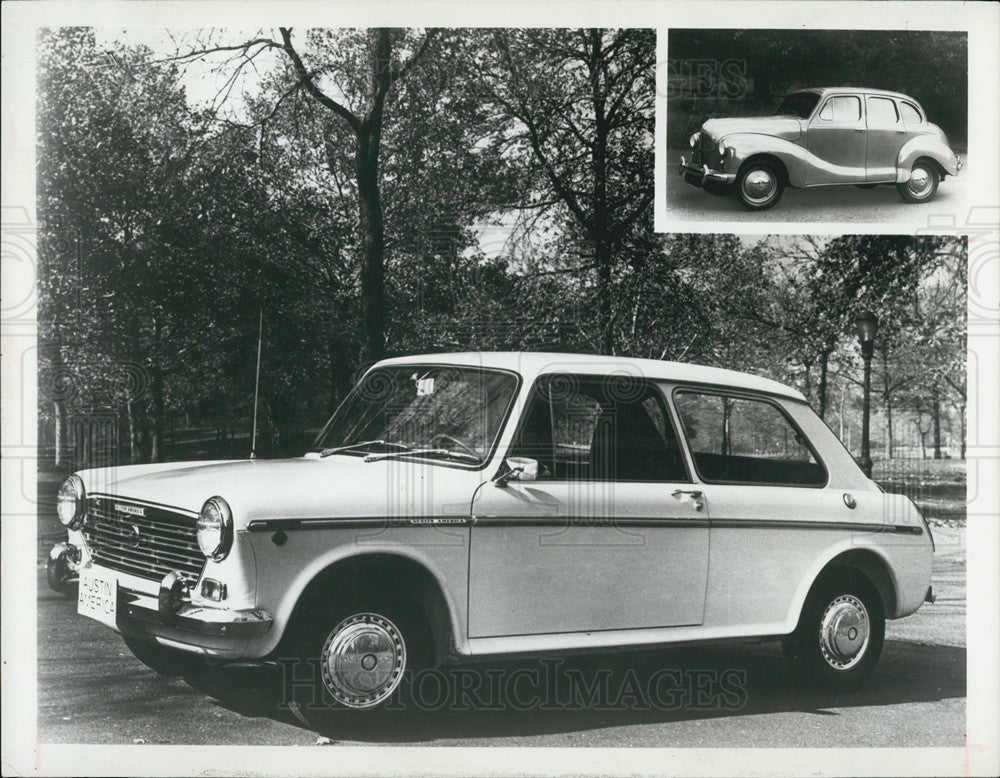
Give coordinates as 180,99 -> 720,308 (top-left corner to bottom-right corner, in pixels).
854,128 -> 867,133
671,489 -> 705,511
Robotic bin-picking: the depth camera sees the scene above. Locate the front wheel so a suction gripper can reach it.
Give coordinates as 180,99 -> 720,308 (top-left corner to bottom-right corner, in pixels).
897,162 -> 940,203
783,573 -> 885,688
734,161 -> 785,211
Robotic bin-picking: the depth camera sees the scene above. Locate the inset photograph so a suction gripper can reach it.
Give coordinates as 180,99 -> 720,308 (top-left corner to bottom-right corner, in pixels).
661,29 -> 968,226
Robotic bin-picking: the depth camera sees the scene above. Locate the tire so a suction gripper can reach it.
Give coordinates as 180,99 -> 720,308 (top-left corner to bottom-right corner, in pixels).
896,161 -> 940,203
734,160 -> 785,211
288,603 -> 427,713
783,571 -> 885,689
122,634 -> 202,677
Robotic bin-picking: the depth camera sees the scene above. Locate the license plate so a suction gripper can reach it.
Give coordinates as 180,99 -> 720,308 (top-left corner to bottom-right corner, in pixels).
77,565 -> 119,629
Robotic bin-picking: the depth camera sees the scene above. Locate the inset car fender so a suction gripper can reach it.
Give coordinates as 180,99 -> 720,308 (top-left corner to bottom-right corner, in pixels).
896,132 -> 961,181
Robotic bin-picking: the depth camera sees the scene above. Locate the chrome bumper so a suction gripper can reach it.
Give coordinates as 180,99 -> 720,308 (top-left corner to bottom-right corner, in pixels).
117,572 -> 273,656
679,155 -> 736,186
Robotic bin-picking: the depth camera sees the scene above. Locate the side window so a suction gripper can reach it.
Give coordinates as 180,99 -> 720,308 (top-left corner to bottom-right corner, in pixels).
512,375 -> 688,482
673,391 -> 826,486
900,101 -> 923,125
818,95 -> 862,122
867,96 -> 899,125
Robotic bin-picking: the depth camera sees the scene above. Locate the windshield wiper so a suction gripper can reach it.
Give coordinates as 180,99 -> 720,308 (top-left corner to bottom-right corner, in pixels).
363,448 -> 480,464
319,440 -> 411,458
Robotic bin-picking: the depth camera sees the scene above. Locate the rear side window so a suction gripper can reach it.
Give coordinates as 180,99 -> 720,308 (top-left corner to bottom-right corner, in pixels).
818,95 -> 862,122
673,391 -> 826,486
867,96 -> 899,125
900,101 -> 923,124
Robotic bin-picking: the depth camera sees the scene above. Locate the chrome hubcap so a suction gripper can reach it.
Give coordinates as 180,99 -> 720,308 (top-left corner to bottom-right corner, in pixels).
908,167 -> 931,196
321,613 -> 406,708
742,168 -> 777,204
818,594 -> 870,670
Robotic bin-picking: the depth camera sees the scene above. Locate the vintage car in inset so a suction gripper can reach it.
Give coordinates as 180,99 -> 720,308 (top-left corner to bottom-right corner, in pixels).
50,352 -> 935,712
679,87 -> 962,210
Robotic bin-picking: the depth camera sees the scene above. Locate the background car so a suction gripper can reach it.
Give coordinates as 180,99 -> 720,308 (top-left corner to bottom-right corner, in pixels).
679,87 -> 962,210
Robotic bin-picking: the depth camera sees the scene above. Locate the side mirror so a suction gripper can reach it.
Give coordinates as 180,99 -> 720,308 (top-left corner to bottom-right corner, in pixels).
494,457 -> 538,486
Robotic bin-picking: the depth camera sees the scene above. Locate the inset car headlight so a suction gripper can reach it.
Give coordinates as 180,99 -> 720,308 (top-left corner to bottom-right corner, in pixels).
689,132 -> 701,148
57,475 -> 86,530
197,496 -> 234,561
718,142 -> 729,156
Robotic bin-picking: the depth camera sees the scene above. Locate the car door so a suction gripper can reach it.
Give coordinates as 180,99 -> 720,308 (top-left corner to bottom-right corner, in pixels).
865,95 -> 907,182
805,94 -> 867,184
670,389 -> 854,628
468,375 -> 709,638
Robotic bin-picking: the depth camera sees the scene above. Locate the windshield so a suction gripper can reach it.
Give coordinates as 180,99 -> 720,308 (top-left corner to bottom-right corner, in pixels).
774,92 -> 820,119
311,365 -> 519,465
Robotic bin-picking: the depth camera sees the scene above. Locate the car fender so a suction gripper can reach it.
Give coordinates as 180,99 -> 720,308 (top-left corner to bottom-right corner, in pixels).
897,133 -> 960,180
721,133 -> 822,187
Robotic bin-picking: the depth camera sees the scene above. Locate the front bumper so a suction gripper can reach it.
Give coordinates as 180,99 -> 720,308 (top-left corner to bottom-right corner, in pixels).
117,572 -> 273,657
679,155 -> 736,187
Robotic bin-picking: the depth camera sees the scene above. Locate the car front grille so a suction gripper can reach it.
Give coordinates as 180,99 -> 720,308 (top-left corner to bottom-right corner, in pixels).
82,496 -> 204,585
694,133 -> 717,166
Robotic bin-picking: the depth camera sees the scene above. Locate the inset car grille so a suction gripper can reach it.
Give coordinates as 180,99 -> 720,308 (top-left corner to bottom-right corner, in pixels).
82,497 -> 204,585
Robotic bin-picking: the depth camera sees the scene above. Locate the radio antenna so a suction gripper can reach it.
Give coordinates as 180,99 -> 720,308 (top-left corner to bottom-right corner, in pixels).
250,309 -> 263,460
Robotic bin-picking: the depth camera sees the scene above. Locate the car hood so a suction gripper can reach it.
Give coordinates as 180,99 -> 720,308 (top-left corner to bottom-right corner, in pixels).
78,456 -> 482,528
702,116 -> 803,142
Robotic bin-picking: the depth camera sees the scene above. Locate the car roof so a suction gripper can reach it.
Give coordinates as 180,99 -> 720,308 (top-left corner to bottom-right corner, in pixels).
790,86 -> 918,102
373,351 -> 807,401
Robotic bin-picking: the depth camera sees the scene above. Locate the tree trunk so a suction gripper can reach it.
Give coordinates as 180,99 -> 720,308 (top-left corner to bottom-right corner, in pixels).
817,347 -> 831,419
932,384 -> 942,459
885,395 -> 894,460
958,401 -> 966,459
588,30 -> 613,355
149,364 -> 165,463
356,127 -> 386,364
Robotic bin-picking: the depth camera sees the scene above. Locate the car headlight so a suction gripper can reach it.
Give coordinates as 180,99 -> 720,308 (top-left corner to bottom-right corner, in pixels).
57,475 -> 86,530
689,132 -> 701,148
718,141 -> 729,156
197,496 -> 234,561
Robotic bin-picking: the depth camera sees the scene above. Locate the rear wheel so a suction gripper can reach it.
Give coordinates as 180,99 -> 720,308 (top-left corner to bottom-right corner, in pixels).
897,161 -> 940,203
734,160 -> 785,210
122,634 -> 202,677
783,571 -> 885,688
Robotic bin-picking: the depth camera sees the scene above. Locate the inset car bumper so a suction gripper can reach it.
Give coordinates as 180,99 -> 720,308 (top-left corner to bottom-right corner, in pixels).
679,156 -> 737,188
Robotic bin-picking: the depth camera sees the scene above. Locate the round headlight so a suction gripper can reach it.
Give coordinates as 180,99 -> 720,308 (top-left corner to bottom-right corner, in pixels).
689,132 -> 701,148
197,496 -> 233,561
718,142 -> 728,156
57,475 -> 86,530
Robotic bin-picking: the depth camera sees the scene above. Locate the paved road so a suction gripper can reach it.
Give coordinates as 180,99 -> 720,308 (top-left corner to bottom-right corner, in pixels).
36,527 -> 965,748
664,149 -> 969,226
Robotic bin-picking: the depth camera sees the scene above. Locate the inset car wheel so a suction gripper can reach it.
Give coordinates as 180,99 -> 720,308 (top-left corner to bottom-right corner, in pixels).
783,572 -> 885,688
735,161 -> 785,210
897,162 -> 940,203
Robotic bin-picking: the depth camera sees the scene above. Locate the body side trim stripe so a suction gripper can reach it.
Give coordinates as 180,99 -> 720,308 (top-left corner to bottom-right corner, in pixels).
246,515 -> 921,535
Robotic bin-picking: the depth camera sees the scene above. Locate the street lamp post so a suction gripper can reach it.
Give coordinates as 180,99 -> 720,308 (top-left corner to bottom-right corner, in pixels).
854,311 -> 879,479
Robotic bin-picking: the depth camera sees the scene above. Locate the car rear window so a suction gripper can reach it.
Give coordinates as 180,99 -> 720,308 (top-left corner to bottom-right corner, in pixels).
867,96 -> 900,125
673,391 -> 826,487
900,101 -> 923,124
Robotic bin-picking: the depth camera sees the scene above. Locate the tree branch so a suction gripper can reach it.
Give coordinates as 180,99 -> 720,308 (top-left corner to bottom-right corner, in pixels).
279,27 -> 361,134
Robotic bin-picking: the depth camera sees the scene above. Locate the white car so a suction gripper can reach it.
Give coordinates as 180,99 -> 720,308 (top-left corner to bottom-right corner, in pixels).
50,352 -> 935,710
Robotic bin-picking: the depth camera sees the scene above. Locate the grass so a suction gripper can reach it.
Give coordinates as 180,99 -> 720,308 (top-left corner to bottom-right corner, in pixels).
872,458 -> 966,526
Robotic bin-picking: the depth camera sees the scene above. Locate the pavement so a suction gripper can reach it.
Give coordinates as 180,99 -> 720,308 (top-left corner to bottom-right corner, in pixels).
664,149 -> 969,226
36,527 -> 965,747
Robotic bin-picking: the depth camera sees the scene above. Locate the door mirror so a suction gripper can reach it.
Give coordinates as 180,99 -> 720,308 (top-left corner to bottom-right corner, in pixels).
494,457 -> 538,486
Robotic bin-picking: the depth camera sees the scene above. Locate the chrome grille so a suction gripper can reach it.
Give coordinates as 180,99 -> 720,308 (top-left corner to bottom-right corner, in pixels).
694,133 -> 716,166
82,497 -> 204,584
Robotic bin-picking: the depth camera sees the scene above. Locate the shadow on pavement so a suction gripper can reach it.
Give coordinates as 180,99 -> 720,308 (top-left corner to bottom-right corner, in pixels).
181,639 -> 966,743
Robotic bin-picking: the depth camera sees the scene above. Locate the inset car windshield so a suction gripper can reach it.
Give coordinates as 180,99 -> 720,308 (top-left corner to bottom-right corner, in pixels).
774,91 -> 820,119
312,365 -> 518,466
